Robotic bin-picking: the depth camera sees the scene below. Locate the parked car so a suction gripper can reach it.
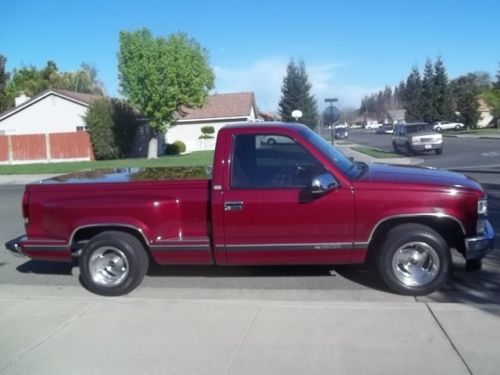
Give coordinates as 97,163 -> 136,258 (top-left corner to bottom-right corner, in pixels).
334,124 -> 348,139
365,122 -> 383,130
6,123 -> 493,296
392,122 -> 443,155
433,121 -> 464,132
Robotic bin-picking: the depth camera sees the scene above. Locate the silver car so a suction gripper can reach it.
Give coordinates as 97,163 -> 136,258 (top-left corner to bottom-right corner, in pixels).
392,123 -> 443,156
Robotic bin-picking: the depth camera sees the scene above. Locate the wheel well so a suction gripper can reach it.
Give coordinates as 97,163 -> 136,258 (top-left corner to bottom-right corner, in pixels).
368,216 -> 465,255
71,226 -> 150,256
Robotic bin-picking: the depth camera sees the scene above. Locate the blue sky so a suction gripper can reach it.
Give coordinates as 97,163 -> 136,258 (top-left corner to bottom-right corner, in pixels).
1,0 -> 499,111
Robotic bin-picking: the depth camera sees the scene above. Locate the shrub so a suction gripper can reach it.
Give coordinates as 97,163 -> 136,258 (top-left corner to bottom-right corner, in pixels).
165,140 -> 186,155
174,140 -> 186,153
84,98 -> 140,160
199,126 -> 215,139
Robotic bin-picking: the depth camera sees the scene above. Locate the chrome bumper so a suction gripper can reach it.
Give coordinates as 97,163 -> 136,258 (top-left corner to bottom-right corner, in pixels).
4,235 -> 26,257
465,220 -> 495,260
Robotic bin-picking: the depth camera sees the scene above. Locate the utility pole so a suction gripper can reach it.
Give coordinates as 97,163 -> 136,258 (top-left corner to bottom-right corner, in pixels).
325,98 -> 338,145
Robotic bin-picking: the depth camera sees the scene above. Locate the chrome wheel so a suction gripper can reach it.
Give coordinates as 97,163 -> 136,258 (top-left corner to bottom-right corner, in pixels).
88,246 -> 129,287
391,241 -> 440,287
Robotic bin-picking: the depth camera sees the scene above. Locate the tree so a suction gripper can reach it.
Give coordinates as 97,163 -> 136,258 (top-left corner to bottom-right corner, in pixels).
0,54 -> 9,112
494,63 -> 500,90
118,28 -> 215,158
62,63 -> 105,95
278,59 -> 318,129
450,74 -> 481,128
419,59 -> 438,123
433,57 -> 454,121
403,66 -> 422,121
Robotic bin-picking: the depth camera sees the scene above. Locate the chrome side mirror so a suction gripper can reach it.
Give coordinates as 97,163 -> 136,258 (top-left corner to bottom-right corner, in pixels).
310,173 -> 338,195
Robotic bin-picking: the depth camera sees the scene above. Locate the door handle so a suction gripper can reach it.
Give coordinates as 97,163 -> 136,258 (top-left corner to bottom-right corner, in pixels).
224,201 -> 244,211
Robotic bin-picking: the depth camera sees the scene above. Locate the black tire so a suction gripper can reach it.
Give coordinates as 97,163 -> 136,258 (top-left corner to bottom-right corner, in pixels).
267,138 -> 276,145
392,142 -> 399,154
404,143 -> 413,156
435,127 -> 442,132
377,223 -> 451,295
435,147 -> 443,155
79,231 -> 149,296
455,125 -> 461,130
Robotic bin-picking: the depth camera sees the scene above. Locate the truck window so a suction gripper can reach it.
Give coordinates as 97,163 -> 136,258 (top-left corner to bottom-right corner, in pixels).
231,134 -> 326,189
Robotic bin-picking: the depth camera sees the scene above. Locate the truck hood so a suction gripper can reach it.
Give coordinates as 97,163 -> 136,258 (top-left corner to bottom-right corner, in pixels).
356,163 -> 482,191
39,166 -> 212,184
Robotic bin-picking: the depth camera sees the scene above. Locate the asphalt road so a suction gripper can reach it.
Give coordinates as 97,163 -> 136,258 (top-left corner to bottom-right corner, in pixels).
1,167 -> 499,302
340,128 -> 500,170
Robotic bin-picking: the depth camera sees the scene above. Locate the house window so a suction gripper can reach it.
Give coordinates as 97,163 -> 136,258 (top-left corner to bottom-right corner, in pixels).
76,126 -> 87,132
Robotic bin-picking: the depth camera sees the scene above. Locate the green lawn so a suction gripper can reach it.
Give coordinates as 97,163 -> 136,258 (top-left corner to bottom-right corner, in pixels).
352,147 -> 400,158
0,151 -> 214,175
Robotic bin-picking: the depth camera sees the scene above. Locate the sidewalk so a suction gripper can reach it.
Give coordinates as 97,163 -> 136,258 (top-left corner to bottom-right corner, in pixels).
1,285 -> 499,375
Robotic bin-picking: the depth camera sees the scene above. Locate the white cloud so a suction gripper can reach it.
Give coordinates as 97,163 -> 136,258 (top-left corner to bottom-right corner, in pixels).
214,58 -> 382,112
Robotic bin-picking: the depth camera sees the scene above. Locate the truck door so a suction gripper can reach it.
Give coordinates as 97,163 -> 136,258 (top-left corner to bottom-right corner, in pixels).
221,133 -> 356,265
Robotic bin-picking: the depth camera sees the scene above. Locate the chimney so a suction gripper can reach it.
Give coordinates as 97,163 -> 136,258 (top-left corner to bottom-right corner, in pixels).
15,93 -> 31,107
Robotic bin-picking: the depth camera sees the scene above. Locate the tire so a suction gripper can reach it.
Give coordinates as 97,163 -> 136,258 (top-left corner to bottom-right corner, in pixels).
435,127 -> 442,132
377,223 -> 451,295
267,138 -> 276,145
435,147 -> 443,155
455,125 -> 461,130
79,231 -> 149,296
392,142 -> 399,153
404,143 -> 413,156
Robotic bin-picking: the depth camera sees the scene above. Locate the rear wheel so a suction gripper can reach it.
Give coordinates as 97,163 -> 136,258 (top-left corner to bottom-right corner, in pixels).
392,142 -> 399,153
435,127 -> 442,132
435,147 -> 443,155
79,231 -> 149,296
455,125 -> 461,130
377,223 -> 450,295
404,143 -> 413,156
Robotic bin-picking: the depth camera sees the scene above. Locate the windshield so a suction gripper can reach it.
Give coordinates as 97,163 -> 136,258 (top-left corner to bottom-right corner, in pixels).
407,124 -> 434,133
299,127 -> 361,179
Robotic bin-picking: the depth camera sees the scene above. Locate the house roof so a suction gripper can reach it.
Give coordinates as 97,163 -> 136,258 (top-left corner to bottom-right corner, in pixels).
0,89 -> 103,122
178,92 -> 256,121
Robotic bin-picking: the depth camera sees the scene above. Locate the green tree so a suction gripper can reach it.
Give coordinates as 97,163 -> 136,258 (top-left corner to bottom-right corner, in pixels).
433,57 -> 454,121
62,63 -> 105,95
494,63 -> 500,90
450,74 -> 481,128
0,54 -> 10,112
419,59 -> 438,123
278,59 -> 318,129
118,28 -> 215,158
403,66 -> 422,121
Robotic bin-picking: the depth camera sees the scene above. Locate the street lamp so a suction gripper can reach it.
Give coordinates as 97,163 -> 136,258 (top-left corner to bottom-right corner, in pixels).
291,109 -> 303,122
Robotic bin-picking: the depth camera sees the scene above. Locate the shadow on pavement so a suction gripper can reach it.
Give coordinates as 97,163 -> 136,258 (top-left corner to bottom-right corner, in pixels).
16,260 -> 75,275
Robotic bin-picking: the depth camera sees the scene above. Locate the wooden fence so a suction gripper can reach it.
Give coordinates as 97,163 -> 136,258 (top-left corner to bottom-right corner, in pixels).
0,132 -> 94,164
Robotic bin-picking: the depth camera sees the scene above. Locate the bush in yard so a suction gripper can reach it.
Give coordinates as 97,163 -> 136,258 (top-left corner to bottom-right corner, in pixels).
199,126 -> 215,139
84,98 -> 140,160
164,140 -> 186,155
174,140 -> 186,153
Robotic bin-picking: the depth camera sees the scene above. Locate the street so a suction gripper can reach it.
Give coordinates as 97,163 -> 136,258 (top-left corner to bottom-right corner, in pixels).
1,134 -> 499,303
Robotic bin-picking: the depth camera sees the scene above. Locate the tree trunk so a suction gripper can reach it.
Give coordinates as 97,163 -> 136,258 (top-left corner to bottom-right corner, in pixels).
147,135 -> 158,159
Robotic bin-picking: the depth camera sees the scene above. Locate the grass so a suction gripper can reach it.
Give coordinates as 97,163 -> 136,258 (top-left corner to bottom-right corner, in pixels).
0,151 -> 214,175
352,147 -> 400,159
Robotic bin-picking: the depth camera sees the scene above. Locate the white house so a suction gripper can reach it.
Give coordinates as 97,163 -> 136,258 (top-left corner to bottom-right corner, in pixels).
167,92 -> 259,152
0,89 -> 101,135
477,98 -> 495,128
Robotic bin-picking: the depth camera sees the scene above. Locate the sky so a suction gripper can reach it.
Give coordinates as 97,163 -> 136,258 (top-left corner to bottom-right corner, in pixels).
1,0 -> 499,112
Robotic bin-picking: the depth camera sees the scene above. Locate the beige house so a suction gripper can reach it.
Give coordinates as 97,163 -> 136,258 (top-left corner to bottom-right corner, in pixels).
477,98 -> 495,128
167,92 -> 259,152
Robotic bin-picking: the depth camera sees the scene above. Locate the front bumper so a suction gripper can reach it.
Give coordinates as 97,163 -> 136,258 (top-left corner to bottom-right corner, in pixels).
465,220 -> 495,260
411,143 -> 442,151
5,235 -> 27,257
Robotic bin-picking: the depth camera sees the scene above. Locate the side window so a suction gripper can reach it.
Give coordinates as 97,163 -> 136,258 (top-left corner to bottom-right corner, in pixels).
231,134 -> 326,189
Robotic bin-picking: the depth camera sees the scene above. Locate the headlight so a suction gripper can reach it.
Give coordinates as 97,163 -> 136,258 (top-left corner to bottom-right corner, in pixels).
478,198 -> 488,216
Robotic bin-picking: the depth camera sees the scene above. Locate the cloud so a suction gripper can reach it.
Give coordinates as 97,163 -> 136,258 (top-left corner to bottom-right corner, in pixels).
214,58 -> 382,112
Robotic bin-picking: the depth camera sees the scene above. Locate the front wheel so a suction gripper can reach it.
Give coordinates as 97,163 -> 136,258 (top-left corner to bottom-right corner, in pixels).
79,231 -> 149,296
377,223 -> 450,295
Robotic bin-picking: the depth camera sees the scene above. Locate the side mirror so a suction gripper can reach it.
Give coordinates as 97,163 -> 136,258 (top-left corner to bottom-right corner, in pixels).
310,173 -> 338,195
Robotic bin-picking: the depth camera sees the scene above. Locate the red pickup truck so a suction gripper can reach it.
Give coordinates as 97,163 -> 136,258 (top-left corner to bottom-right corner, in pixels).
6,123 -> 494,296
